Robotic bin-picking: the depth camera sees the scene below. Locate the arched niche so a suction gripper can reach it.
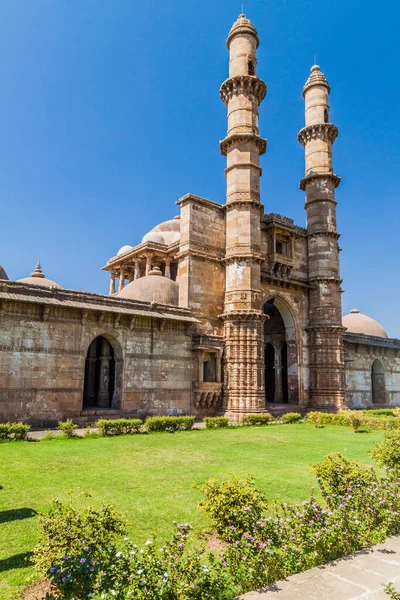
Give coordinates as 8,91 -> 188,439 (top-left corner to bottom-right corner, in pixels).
371,359 -> 385,404
263,296 -> 299,405
83,334 -> 123,410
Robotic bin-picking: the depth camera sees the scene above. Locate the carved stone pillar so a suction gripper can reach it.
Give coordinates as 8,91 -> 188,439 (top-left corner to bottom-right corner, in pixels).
216,349 -> 223,383
109,273 -> 116,295
97,338 -> 112,407
273,342 -> 283,403
145,256 -> 152,276
118,268 -> 125,292
199,352 -> 205,383
165,260 -> 171,279
134,261 -> 140,280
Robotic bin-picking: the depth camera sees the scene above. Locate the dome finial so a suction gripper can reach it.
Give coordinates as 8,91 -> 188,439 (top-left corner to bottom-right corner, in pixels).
31,261 -> 45,279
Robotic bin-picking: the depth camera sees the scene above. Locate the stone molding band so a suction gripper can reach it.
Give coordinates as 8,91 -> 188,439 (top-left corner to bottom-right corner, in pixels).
299,172 -> 341,191
220,133 -> 267,156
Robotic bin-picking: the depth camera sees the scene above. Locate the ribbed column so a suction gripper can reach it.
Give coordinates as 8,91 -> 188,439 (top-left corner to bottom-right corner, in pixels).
298,65 -> 345,409
220,15 -> 267,415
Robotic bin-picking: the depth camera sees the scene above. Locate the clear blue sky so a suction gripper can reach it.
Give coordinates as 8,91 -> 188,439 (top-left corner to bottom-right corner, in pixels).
1,1 -> 399,335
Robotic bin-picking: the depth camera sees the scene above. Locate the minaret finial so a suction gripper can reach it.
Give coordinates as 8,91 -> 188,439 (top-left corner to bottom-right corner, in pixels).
31,261 -> 45,279
241,1 -> 244,14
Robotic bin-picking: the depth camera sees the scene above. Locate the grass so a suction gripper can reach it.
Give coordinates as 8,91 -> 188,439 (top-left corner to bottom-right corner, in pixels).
0,423 -> 383,599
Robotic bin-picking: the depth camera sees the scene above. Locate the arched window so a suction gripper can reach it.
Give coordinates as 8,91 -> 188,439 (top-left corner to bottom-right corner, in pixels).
83,336 -> 121,409
248,60 -> 255,76
371,359 -> 385,404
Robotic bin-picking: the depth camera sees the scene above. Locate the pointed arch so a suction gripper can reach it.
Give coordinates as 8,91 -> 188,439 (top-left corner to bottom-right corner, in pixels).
263,296 -> 299,405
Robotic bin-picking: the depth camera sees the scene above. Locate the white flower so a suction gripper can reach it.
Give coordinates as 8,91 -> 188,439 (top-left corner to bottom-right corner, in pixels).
116,552 -> 122,558
145,540 -> 152,545
202,566 -> 209,573
111,592 -> 116,597
164,572 -> 168,577
137,569 -> 143,575
124,537 -> 130,541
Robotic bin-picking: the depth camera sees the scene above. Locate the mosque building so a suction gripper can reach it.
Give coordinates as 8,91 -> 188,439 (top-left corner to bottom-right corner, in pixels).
1,14 -> 399,425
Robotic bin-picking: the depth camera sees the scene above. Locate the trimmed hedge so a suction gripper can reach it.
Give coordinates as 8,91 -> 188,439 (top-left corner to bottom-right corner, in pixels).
58,419 -> 78,438
280,412 -> 302,424
0,422 -> 30,441
145,416 -> 195,432
241,413 -> 273,426
306,410 -> 400,431
96,418 -> 143,436
203,417 -> 230,429
361,409 -> 396,417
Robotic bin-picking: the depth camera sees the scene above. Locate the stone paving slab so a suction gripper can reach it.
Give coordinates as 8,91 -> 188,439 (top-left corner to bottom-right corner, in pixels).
239,536 -> 400,599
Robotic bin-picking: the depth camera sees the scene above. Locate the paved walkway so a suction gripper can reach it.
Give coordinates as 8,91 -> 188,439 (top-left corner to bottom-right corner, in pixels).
240,536 -> 400,600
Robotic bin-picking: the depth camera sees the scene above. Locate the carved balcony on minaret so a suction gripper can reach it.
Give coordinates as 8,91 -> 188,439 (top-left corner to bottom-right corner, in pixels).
297,123 -> 338,147
220,75 -> 267,106
220,133 -> 267,156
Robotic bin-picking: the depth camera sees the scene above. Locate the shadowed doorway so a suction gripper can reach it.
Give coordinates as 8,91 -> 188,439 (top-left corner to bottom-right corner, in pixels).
264,299 -> 289,404
83,336 -> 116,409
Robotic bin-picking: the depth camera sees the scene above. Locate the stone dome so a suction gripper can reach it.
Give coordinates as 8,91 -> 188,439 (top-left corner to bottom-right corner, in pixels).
227,14 -> 259,48
0,265 -> 8,280
17,262 -> 62,289
118,267 -> 179,306
342,309 -> 387,339
141,216 -> 180,246
117,245 -> 134,256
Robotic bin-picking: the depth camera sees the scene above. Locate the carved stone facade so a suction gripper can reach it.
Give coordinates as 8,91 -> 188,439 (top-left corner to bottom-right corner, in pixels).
0,14 -> 399,425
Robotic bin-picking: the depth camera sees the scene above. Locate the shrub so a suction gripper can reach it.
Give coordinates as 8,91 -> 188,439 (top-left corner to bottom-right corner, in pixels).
32,499 -> 127,574
362,409 -> 395,417
145,415 -> 195,432
310,452 -> 377,500
370,429 -> 400,471
241,413 -> 273,426
280,412 -> 302,424
203,416 -> 230,429
347,410 -> 364,432
96,418 -> 143,436
306,411 -> 325,428
393,407 -> 400,418
47,523 -> 234,600
58,419 -> 78,438
196,475 -> 268,538
384,583 -> 400,599
0,422 -> 30,441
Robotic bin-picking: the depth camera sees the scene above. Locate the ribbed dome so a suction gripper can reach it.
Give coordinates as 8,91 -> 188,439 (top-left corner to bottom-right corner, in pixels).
118,267 -> 179,306
0,265 -> 9,280
303,64 -> 330,95
227,14 -> 259,48
343,309 -> 387,339
117,245 -> 134,256
17,262 -> 62,289
141,216 -> 180,246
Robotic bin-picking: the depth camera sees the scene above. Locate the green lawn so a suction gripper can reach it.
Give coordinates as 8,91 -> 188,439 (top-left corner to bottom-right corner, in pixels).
0,424 -> 383,599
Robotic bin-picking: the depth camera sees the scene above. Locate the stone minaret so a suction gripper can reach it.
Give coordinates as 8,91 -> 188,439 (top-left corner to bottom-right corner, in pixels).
220,15 -> 267,414
298,65 -> 345,409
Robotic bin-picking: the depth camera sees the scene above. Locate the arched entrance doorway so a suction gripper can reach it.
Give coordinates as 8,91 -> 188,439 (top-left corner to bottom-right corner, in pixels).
264,300 -> 288,403
83,336 -> 119,409
371,359 -> 385,404
263,298 -> 299,405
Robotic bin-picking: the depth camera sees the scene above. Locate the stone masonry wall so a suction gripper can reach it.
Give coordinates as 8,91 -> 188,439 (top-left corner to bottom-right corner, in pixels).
0,298 -> 193,426
345,340 -> 400,408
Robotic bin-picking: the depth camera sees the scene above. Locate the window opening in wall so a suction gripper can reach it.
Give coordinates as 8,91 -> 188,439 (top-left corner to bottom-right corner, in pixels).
324,108 -> 329,123
204,355 -> 217,383
248,60 -> 255,76
276,241 -> 283,255
371,359 -> 385,404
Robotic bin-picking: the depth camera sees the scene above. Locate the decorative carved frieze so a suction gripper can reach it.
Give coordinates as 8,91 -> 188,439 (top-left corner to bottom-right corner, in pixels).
220,76 -> 267,106
297,123 -> 338,147
193,383 -> 223,410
